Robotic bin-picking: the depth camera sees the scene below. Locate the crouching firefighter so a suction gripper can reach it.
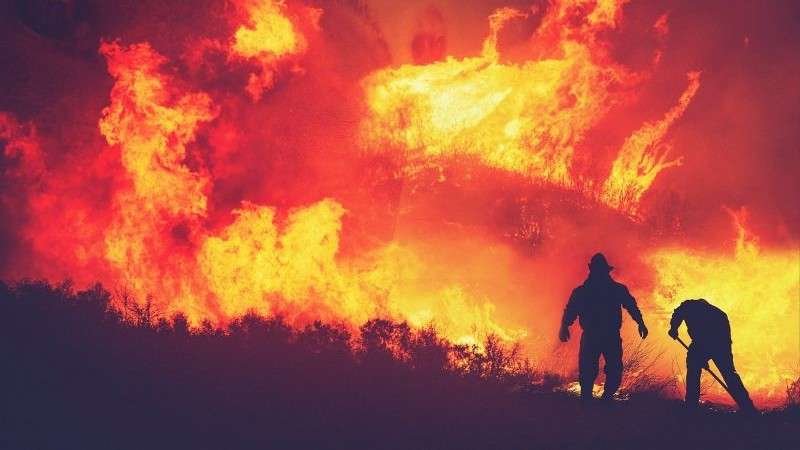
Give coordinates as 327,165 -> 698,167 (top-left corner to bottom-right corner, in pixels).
668,298 -> 757,413
559,253 -> 648,402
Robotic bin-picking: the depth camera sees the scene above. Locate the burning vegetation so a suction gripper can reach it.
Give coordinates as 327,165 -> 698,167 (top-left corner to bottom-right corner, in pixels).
0,0 -> 798,410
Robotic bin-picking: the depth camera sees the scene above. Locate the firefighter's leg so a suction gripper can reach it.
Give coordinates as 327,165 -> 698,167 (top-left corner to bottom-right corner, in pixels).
600,335 -> 623,400
685,345 -> 705,406
713,350 -> 757,412
578,334 -> 600,400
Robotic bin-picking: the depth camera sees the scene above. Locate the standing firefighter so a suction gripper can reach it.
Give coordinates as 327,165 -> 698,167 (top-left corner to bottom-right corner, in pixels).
668,299 -> 757,413
559,253 -> 648,401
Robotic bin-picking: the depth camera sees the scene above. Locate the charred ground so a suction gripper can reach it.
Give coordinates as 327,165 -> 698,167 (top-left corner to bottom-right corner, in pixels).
1,280 -> 797,450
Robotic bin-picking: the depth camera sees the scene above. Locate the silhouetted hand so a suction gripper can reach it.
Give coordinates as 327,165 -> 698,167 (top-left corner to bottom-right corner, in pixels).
668,328 -> 678,340
559,325 -> 570,343
638,323 -> 648,339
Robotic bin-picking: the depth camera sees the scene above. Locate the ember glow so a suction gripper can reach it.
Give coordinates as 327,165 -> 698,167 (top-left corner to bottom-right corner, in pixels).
1,0 -> 797,406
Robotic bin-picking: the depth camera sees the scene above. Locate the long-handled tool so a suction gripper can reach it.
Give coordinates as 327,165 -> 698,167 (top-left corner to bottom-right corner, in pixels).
675,335 -> 733,396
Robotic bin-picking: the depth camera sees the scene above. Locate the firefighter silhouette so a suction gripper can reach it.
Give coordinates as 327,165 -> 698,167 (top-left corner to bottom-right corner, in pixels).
559,253 -> 648,401
668,298 -> 757,412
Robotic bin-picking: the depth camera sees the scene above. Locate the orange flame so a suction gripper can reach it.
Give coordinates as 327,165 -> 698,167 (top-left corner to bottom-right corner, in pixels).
99,41 -> 217,319
361,0 -> 699,216
229,0 -> 320,100
600,71 -> 701,213
646,208 -> 800,405
92,38 -> 524,344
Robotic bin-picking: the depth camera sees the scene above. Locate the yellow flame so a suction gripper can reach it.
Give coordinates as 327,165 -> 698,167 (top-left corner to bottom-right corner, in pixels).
601,71 -> 700,214
232,0 -> 301,58
99,41 -> 217,319
361,0 -> 698,215
198,199 -> 526,342
646,208 -> 800,405
96,40 -> 523,344
361,3 -> 625,188
229,0 -> 315,100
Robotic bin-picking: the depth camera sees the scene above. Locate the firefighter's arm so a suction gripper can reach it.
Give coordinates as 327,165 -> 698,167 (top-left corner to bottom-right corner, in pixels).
559,289 -> 580,342
668,302 -> 686,340
621,286 -> 648,338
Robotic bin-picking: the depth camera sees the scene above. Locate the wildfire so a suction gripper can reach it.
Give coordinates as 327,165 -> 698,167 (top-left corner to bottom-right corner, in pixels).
229,0 -> 320,100
232,0 -> 304,59
646,208 -> 800,405
600,71 -> 701,213
99,40 -> 217,319
361,0 -> 699,216
93,37 -> 523,343
0,0 -> 797,408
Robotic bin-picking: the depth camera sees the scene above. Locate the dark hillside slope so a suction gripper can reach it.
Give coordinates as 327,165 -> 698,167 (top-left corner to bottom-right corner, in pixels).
0,281 -> 797,450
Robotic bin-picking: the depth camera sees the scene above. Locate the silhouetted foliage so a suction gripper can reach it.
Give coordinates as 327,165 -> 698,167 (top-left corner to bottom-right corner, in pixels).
787,377 -> 800,411
620,341 -> 677,399
0,280 -> 797,450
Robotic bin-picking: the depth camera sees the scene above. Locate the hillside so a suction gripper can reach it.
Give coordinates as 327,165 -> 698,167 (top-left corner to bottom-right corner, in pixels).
1,280 -> 797,450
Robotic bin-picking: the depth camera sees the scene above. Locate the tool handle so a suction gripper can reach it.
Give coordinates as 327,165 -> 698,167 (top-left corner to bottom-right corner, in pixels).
676,335 -> 691,351
675,335 -> 732,394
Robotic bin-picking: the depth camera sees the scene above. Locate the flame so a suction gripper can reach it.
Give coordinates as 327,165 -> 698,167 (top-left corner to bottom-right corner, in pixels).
98,41 -> 216,319
229,0 -> 319,100
361,0 -> 699,216
361,4 -> 623,188
646,208 -> 800,405
600,71 -> 701,213
197,198 -> 526,341
99,41 -> 216,216
198,199 -> 370,322
232,0 -> 303,58
92,38 -> 522,344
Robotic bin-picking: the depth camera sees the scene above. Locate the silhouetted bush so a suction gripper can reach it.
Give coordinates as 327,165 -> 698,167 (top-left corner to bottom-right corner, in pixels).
787,377 -> 800,410
620,341 -> 677,399
1,280 -> 797,450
